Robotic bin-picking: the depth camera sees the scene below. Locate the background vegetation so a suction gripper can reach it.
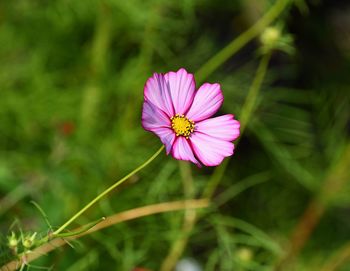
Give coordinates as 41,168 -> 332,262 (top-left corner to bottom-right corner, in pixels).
0,0 -> 349,270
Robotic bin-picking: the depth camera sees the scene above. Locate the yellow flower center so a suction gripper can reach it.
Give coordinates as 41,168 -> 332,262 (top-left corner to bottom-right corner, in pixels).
171,114 -> 195,138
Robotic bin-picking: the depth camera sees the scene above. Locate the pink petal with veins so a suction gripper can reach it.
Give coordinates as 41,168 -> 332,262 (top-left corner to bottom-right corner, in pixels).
150,127 -> 175,155
172,136 -> 200,166
190,132 -> 234,166
142,100 -> 171,130
144,73 -> 174,117
186,83 -> 223,122
164,68 -> 196,115
142,101 -> 174,154
195,114 -> 240,141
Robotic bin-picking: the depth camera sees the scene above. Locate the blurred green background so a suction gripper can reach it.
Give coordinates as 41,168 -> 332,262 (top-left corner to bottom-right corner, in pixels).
0,0 -> 350,270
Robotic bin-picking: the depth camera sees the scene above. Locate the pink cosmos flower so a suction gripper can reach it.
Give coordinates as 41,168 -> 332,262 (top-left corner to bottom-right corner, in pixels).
142,68 -> 240,167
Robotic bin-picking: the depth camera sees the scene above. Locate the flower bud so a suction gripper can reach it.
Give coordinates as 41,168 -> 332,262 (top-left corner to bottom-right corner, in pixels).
22,232 -> 37,249
259,25 -> 295,55
260,27 -> 281,48
7,232 -> 18,248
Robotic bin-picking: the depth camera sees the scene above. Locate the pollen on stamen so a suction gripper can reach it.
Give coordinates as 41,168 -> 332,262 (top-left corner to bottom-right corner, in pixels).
170,114 -> 195,138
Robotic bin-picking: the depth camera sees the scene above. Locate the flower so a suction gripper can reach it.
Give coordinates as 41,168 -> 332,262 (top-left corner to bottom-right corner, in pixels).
142,68 -> 240,167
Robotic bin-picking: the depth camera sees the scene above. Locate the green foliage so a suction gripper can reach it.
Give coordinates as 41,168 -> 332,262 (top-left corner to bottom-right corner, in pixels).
0,0 -> 350,270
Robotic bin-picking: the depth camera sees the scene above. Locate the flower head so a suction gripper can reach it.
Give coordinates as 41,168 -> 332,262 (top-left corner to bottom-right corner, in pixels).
142,68 -> 240,167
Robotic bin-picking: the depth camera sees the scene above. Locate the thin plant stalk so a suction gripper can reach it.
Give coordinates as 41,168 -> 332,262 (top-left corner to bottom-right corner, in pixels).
160,162 -> 197,271
203,51 -> 272,199
52,145 -> 164,236
80,1 -> 112,138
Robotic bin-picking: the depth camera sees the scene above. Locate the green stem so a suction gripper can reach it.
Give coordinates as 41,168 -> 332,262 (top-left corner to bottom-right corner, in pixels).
160,162 -> 196,271
203,52 -> 272,199
52,146 -> 164,236
239,52 -> 271,133
195,0 -> 290,83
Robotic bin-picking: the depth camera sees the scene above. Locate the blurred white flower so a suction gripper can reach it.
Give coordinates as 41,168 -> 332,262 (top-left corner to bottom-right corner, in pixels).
175,258 -> 202,271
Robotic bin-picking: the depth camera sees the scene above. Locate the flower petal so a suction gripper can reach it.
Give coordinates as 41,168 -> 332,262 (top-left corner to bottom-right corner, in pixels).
164,68 -> 195,115
150,127 -> 176,154
172,136 -> 200,166
144,73 -> 174,117
195,114 -> 240,141
190,132 -> 234,166
186,83 -> 223,121
142,100 -> 170,130
141,101 -> 174,154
